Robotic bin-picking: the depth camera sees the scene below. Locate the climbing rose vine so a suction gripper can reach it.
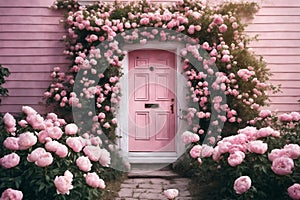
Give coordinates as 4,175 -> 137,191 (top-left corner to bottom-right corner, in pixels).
46,0 -> 273,147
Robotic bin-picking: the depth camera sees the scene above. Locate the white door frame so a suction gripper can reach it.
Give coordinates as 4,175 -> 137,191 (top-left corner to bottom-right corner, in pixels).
116,41 -> 188,163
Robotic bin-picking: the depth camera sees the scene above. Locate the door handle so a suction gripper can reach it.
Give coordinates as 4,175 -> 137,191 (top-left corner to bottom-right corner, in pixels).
170,104 -> 174,114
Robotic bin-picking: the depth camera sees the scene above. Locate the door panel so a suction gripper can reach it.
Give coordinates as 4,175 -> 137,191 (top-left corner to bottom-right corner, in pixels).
128,49 -> 176,152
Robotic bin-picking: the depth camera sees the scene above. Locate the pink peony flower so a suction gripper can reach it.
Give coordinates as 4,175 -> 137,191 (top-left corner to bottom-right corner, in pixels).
3,113 -> 16,133
164,189 -> 179,199
85,172 -> 105,189
0,188 -> 23,200
238,126 -> 257,141
190,145 -> 202,158
291,112 -> 300,121
38,130 -> 49,143
0,153 -> 20,169
83,146 -> 101,161
22,106 -> 37,115
66,137 -> 84,152
27,147 -> 47,162
46,127 -> 63,140
268,149 -> 285,161
3,137 -> 19,150
99,149 -> 111,167
55,144 -> 68,158
248,140 -> 268,154
279,113 -> 293,122
284,144 -> 300,159
45,140 -> 60,152
26,114 -> 45,130
288,183 -> 300,200
18,132 -> 37,150
271,157 -> 294,176
234,176 -> 252,194
54,170 -> 74,195
257,127 -> 274,138
35,152 -> 53,167
259,110 -> 272,118
76,156 -> 92,172
65,123 -> 78,135
228,151 -> 245,167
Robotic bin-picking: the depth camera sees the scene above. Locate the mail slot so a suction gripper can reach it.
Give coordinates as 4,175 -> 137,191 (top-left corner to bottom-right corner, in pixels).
145,103 -> 159,108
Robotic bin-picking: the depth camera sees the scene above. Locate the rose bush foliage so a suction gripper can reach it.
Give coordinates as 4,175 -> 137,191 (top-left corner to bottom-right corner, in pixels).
0,106 -> 124,200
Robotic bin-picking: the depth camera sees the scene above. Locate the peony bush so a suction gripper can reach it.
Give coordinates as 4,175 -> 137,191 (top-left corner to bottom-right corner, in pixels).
0,106 -> 123,200
187,111 -> 300,199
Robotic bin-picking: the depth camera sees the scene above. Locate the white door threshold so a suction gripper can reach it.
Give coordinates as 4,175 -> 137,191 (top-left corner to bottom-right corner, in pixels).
128,152 -> 178,164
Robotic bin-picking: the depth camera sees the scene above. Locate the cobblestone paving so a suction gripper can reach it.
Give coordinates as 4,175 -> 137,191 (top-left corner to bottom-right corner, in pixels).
116,171 -> 196,200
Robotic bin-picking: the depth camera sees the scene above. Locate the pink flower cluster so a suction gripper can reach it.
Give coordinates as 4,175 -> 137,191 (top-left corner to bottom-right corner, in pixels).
268,144 -> 300,176
181,131 -> 200,144
4,131 -> 37,151
0,188 -> 23,200
54,170 -> 74,195
279,112 -> 300,122
27,147 -> 53,167
0,153 -> 20,169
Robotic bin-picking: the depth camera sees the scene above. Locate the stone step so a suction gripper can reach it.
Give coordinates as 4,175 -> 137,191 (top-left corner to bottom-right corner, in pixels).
128,169 -> 180,178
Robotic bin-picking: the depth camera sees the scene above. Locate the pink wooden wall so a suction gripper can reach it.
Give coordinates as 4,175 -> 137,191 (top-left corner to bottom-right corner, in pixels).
0,0 -> 299,114
246,0 -> 300,112
0,0 -> 69,114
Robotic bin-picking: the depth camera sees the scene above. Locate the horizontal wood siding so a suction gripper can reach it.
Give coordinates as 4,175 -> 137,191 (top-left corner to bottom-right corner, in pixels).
246,0 -> 300,112
0,0 -> 69,114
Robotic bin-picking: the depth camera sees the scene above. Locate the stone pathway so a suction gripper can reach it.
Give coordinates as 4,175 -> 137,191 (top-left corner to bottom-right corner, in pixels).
116,167 -> 197,200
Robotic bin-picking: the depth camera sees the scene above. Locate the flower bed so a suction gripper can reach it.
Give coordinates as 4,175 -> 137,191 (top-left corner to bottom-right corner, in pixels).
0,106 -> 124,199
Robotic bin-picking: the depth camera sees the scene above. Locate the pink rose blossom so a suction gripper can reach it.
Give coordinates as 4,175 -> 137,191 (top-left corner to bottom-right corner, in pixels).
3,137 -> 19,150
190,145 -> 202,158
219,24 -> 227,33
181,131 -> 199,144
66,137 -> 84,152
18,132 -> 37,150
271,157 -> 294,176
65,123 -> 78,135
248,140 -> 268,154
288,183 -> 300,200
0,153 -> 20,169
201,145 -> 214,158
228,151 -> 245,167
76,156 -> 92,172
99,149 -> 111,167
35,152 -> 53,167
0,188 -> 23,200
164,189 -> 179,199
234,176 -> 252,194
54,170 -> 73,195
27,147 -> 47,162
83,146 -> 101,161
85,172 -> 105,189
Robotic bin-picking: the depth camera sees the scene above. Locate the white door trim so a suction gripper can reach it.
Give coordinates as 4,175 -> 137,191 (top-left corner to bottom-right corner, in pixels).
116,41 -> 188,164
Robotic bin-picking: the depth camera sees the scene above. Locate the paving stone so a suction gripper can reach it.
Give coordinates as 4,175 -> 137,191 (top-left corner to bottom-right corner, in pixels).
116,170 -> 192,200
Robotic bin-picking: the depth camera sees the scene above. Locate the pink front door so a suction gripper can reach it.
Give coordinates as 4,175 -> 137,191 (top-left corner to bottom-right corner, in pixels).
128,50 -> 176,152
